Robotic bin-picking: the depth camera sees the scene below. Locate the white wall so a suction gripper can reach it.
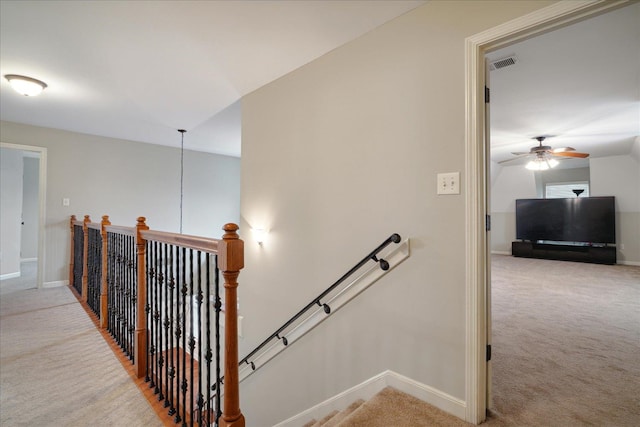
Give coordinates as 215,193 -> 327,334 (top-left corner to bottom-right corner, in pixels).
0,148 -> 23,277
0,121 -> 241,284
239,1 -> 555,424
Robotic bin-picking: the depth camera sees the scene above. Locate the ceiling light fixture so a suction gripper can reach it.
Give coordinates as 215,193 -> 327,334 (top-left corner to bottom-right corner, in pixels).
525,154 -> 559,171
4,74 -> 48,96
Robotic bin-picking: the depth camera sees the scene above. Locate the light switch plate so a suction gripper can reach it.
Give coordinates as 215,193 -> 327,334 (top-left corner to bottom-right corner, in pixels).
62,198 -> 70,206
437,172 -> 460,195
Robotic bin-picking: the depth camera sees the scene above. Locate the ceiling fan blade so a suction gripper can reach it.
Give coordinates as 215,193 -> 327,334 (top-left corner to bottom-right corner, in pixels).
551,147 -> 576,153
510,151 -> 531,156
499,154 -> 531,164
551,151 -> 590,158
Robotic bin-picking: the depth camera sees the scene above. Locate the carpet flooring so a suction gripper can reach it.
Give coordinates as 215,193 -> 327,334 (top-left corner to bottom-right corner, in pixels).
0,282 -> 162,426
487,255 -> 640,426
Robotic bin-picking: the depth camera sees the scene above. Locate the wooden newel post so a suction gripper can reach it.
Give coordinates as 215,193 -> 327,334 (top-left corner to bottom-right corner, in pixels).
100,215 -> 111,329
69,215 -> 76,287
134,217 -> 149,378
82,215 -> 91,302
219,223 -> 245,427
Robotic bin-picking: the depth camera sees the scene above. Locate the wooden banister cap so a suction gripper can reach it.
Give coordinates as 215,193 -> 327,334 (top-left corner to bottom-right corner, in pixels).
223,223 -> 240,240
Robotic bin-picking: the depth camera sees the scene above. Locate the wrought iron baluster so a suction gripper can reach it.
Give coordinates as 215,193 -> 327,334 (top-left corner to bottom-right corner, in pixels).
161,242 -> 169,406
181,246 -> 188,427
189,248 -> 195,427
174,245 -> 183,424
148,241 -> 156,390
131,234 -> 137,361
196,250 -> 204,426
168,244 -> 176,417
128,234 -> 135,360
145,240 -> 151,383
205,253 -> 212,426
214,255 -> 221,425
157,242 -> 165,401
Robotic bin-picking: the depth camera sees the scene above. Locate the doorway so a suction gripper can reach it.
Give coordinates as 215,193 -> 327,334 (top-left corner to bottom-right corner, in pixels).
0,142 -> 47,289
464,1 -> 633,424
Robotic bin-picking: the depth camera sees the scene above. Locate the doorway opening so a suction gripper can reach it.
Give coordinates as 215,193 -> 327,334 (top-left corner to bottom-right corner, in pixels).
464,1 -> 635,424
0,142 -> 47,291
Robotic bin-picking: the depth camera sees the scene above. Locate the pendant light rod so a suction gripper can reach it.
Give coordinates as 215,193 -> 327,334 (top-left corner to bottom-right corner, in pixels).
178,129 -> 186,234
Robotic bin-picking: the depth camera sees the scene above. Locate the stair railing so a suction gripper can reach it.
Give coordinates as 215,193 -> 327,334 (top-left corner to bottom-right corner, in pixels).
69,215 -> 245,427
205,232 -> 408,415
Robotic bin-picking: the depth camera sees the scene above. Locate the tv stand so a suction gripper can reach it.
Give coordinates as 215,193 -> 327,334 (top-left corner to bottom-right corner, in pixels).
512,241 -> 616,265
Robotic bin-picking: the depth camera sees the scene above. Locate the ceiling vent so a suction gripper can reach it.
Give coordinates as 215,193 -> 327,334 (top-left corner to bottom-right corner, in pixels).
489,55 -> 518,71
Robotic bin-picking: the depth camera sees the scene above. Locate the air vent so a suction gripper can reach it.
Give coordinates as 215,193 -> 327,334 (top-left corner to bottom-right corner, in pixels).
489,55 -> 518,71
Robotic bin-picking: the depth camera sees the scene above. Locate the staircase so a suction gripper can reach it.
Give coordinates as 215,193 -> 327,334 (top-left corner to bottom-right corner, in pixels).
301,387 -> 471,427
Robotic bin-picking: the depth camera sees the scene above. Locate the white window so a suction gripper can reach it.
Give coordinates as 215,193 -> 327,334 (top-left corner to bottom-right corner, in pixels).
545,182 -> 589,199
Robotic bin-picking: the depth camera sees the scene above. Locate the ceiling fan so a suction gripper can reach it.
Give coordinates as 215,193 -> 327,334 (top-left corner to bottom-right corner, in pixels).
499,136 -> 590,170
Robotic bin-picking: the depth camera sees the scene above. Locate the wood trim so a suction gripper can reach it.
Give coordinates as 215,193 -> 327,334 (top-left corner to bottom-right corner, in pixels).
69,215 -> 76,288
104,224 -> 136,236
82,215 -> 90,302
100,215 -> 111,329
134,217 -> 149,379
219,223 -> 245,427
87,222 -> 101,230
140,229 -> 220,254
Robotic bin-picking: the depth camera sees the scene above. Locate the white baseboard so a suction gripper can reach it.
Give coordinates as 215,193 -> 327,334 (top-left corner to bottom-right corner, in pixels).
273,370 -> 466,427
0,272 -> 20,281
43,280 -> 68,288
618,260 -> 640,266
491,251 -> 511,256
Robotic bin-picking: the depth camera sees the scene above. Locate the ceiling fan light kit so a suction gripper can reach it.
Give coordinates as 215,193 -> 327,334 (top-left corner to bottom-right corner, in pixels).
500,135 -> 590,170
4,74 -> 47,96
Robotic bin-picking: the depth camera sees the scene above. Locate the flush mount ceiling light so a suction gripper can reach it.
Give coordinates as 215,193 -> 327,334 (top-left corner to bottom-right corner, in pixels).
4,74 -> 48,96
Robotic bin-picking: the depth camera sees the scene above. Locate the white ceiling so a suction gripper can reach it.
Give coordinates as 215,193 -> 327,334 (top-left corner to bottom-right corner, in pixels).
0,0 -> 426,157
1,1 -> 638,162
488,2 -> 639,167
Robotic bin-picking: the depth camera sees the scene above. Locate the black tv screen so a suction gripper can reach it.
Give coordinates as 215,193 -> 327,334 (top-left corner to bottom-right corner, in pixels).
515,197 -> 615,244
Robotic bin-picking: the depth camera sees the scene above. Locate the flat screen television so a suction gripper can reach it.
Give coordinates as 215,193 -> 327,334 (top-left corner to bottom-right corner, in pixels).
515,196 -> 615,244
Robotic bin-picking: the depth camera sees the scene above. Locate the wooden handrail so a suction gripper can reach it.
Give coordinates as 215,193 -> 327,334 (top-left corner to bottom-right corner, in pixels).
140,229 -> 220,254
104,224 -> 136,236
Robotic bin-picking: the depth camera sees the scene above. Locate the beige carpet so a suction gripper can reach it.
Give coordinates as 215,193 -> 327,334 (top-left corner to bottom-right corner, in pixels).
0,285 -> 162,427
303,387 -> 471,427
487,255 -> 640,426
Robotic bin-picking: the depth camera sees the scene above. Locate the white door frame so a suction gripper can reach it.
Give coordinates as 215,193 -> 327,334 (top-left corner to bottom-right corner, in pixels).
1,142 -> 48,289
463,0 -> 630,423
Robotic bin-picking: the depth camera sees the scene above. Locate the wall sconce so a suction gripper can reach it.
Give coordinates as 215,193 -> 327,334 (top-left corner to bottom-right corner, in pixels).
252,228 -> 268,245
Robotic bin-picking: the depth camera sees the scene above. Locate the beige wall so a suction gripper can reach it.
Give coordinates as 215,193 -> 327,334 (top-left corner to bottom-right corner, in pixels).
0,121 -> 240,283
240,1 -> 555,424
